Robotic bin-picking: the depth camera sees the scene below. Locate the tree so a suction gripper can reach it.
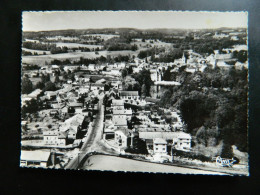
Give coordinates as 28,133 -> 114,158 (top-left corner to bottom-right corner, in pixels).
163,67 -> 171,81
220,142 -> 234,158
44,81 -> 56,91
54,75 -> 60,83
121,68 -> 128,78
21,99 -> 42,118
133,69 -> 153,96
237,50 -> 247,63
35,81 -> 45,90
141,84 -> 147,98
41,74 -> 50,83
22,77 -> 33,94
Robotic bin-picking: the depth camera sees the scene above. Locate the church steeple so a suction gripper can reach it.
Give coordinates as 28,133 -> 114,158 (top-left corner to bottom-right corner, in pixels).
182,53 -> 186,64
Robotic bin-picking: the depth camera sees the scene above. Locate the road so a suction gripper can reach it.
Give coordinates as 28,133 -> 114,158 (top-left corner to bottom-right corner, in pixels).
81,155 -> 228,175
65,95 -> 117,170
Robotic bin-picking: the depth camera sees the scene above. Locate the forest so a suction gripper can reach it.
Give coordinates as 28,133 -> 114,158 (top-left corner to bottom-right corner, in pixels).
158,66 -> 248,156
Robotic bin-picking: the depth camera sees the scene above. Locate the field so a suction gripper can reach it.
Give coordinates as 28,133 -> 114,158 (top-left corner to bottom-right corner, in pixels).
46,36 -> 79,41
22,50 -> 143,66
131,39 -> 173,49
22,48 -> 51,55
25,39 -> 40,43
53,42 -> 103,49
83,34 -> 119,40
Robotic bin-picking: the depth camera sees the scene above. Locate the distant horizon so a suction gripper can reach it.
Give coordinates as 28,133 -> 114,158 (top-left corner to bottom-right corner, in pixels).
23,26 -> 247,33
22,11 -> 248,32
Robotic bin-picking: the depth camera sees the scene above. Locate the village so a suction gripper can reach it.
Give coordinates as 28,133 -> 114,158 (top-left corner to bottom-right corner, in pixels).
20,27 -> 248,175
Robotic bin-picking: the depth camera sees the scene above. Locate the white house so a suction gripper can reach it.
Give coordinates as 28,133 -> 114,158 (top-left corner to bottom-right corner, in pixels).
114,129 -> 130,147
150,69 -> 162,82
111,99 -> 125,110
45,91 -> 57,100
88,64 -> 96,71
172,132 -> 191,151
113,109 -> 132,120
43,131 -> 68,146
153,138 -> 167,155
119,91 -> 139,100
113,115 -> 128,129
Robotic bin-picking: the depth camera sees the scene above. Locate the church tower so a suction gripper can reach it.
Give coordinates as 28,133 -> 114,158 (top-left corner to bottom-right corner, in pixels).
182,53 -> 186,64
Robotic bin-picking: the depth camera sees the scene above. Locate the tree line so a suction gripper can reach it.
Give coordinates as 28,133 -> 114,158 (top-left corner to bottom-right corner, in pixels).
158,66 -> 248,156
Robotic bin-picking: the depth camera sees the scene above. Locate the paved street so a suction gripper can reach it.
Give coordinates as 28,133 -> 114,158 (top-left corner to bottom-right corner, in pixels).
65,95 -> 117,169
81,155 -> 228,175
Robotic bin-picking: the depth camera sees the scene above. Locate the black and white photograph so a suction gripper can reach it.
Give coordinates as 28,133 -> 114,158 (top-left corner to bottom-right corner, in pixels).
20,11 -> 248,176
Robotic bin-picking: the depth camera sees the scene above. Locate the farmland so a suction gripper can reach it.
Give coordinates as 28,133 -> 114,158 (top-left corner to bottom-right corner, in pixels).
53,42 -> 103,49
82,34 -> 119,40
22,48 -> 51,55
22,50 -> 143,66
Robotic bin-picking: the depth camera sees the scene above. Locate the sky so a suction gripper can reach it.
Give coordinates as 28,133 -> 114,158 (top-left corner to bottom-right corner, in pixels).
22,11 -> 248,32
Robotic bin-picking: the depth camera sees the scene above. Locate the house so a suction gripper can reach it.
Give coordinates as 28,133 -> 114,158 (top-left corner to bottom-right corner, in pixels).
114,129 -> 130,147
150,69 -> 162,82
27,89 -> 42,99
111,99 -> 124,110
90,83 -> 105,91
153,138 -> 167,155
95,78 -> 106,84
21,95 -> 32,107
172,132 -> 191,151
68,129 -> 77,140
88,64 -> 96,71
20,150 -> 51,168
68,102 -> 83,109
113,115 -> 128,129
119,91 -> 139,100
43,131 -> 68,146
111,81 -> 122,90
45,91 -> 57,100
113,109 -> 132,120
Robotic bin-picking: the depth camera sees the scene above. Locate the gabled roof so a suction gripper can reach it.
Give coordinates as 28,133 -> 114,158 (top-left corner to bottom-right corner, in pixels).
43,130 -> 58,136
113,109 -> 132,115
145,97 -> 160,103
174,132 -> 191,139
153,138 -> 167,144
95,78 -> 106,84
112,99 -> 124,106
28,89 -> 42,98
58,131 -> 68,139
119,91 -> 139,96
45,91 -> 57,96
68,102 -> 83,107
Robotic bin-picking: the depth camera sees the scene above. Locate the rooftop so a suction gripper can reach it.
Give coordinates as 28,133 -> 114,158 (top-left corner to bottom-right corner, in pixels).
112,99 -> 124,106
153,138 -> 167,144
20,150 -> 50,162
113,109 -> 132,115
119,91 -> 139,96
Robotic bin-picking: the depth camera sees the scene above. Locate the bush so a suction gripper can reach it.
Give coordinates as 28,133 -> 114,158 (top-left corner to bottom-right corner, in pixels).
173,149 -> 212,162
